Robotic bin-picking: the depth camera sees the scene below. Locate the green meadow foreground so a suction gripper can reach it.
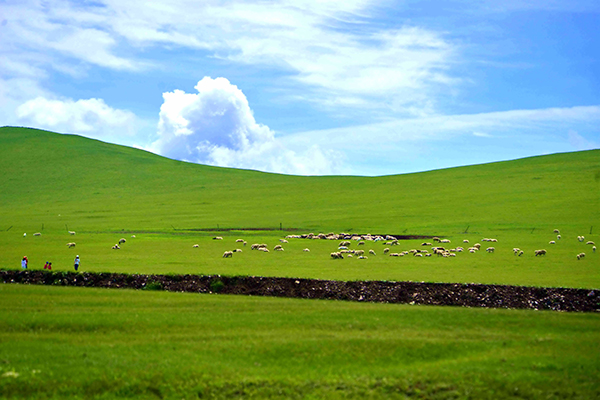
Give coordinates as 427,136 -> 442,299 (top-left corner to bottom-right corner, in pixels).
1,127 -> 599,398
1,284 -> 599,399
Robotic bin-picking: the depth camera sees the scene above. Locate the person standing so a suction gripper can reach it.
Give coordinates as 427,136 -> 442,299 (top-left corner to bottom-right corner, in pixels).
74,255 -> 80,271
21,256 -> 28,269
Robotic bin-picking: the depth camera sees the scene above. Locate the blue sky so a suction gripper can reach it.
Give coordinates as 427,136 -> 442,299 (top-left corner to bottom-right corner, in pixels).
1,0 -> 599,175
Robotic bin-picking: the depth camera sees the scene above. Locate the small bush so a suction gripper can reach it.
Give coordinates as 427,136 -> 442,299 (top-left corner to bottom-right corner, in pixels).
210,278 -> 225,293
144,280 -> 163,291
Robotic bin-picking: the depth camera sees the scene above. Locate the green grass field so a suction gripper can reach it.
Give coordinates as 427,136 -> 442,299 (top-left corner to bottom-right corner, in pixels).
1,126 -> 599,398
1,284 -> 599,399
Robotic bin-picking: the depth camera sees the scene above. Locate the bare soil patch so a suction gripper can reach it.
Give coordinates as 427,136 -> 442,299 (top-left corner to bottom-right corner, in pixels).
2,270 -> 598,312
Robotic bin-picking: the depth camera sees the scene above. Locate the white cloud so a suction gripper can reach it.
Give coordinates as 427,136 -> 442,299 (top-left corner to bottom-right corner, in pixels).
152,77 -> 345,175
16,97 -> 138,137
0,0 -> 456,115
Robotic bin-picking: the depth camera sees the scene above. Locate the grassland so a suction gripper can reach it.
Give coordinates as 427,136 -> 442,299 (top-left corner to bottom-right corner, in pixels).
1,284 -> 599,399
0,126 -> 599,398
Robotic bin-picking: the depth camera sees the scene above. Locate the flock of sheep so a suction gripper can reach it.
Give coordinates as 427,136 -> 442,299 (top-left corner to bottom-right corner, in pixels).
214,229 -> 596,261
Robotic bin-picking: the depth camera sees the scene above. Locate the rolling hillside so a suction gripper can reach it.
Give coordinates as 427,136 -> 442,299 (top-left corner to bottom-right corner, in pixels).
1,126 -> 598,235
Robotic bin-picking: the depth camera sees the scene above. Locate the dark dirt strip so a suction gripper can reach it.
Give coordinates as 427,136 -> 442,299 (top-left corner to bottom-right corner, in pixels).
1,269 -> 598,312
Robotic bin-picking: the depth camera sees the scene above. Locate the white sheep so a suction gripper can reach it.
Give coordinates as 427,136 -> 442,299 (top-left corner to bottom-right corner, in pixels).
463,239 -> 469,243
586,241 -> 595,246
549,240 -> 556,245
33,232 -> 41,236
553,229 -> 560,234
66,242 -> 76,248
303,248 -> 310,252
119,238 -> 126,244
557,235 -> 561,240
383,248 -> 390,254
578,236 -> 585,242
112,244 -> 120,250
486,247 -> 495,253
222,251 -> 233,258
577,252 -> 586,260
213,236 -> 223,240
279,239 -> 289,243
193,244 -> 199,248
330,252 -> 343,259
593,246 -> 597,253
236,239 -> 244,243
233,249 -> 243,253
69,231 -> 76,235
535,249 -> 547,256
369,249 -> 376,255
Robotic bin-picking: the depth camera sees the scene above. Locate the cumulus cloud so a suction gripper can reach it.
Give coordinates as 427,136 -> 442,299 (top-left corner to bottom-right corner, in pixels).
152,77 -> 345,175
16,97 -> 138,137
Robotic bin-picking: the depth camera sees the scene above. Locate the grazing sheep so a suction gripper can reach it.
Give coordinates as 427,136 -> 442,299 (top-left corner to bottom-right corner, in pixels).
557,235 -> 561,240
69,231 -> 76,235
339,241 -> 351,247
414,253 -> 423,257
213,236 -> 223,240
303,248 -> 310,252
383,248 -> 390,254
535,249 -> 547,256
67,242 -> 76,248
549,240 -> 556,245
389,253 -> 400,257
440,239 -> 451,243
473,243 -> 481,250
518,250 -> 524,256
586,241 -> 595,246
421,242 -> 432,246
112,244 -> 120,250
369,249 -> 376,255
486,247 -> 495,253
432,237 -> 440,242
33,233 -> 41,236
355,250 -> 365,256
280,239 -> 289,243
233,249 -> 243,253
236,239 -> 244,243
463,239 -> 469,243
259,248 -> 270,253
330,252 -> 343,259
593,246 -> 596,253
131,235 -> 136,238
554,229 -> 560,234
513,248 -> 520,255
358,255 -> 368,259
273,245 -> 283,250
578,236 -> 585,242
338,246 -> 348,250
357,241 -> 365,246
275,247 -> 284,251
577,253 -> 586,260
193,244 -> 199,248
119,238 -> 126,244
223,251 -> 233,258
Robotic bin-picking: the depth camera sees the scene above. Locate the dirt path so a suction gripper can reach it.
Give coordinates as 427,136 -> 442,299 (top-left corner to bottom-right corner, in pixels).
1,269 -> 598,312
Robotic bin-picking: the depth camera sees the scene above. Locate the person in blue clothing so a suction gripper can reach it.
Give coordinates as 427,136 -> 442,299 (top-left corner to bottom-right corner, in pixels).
74,255 -> 80,271
21,256 -> 28,269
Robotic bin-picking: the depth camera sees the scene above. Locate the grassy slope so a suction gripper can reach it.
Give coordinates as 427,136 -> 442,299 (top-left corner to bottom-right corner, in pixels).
1,126 -> 599,234
1,127 -> 599,287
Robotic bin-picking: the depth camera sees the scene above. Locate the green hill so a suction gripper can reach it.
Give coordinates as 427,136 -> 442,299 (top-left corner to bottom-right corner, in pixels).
1,126 -> 598,234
